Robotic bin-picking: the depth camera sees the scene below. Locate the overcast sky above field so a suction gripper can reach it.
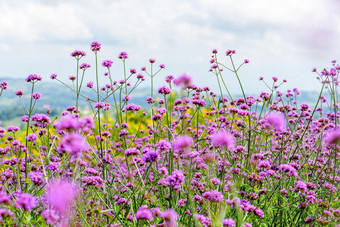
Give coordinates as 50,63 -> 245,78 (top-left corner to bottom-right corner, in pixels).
0,0 -> 339,95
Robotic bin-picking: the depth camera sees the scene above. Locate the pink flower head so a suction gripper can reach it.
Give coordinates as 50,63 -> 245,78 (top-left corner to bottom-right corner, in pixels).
0,81 -> 7,90
26,74 -> 42,83
223,218 -> 236,226
45,179 -> 79,216
226,50 -> 236,56
135,207 -> 153,221
15,90 -> 24,96
173,74 -> 192,87
58,133 -> 89,157
211,130 -> 235,149
15,193 -> 37,211
26,133 -> 38,141
80,63 -> 91,70
161,209 -> 178,227
70,50 -> 86,59
202,190 -> 224,203
172,135 -> 193,152
90,41 -> 101,52
32,92 -> 41,100
324,128 -> 340,146
264,111 -> 286,131
118,51 -> 128,59
54,115 -> 79,131
87,81 -> 94,88
102,60 -> 113,68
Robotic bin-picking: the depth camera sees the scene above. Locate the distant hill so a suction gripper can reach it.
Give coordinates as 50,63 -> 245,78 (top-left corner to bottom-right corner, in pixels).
0,78 -> 322,127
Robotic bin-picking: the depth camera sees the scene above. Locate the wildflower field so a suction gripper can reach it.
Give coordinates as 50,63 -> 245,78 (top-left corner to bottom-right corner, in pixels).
0,41 -> 339,226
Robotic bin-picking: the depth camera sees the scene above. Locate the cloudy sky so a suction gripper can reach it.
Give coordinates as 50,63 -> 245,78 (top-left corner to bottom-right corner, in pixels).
0,0 -> 339,95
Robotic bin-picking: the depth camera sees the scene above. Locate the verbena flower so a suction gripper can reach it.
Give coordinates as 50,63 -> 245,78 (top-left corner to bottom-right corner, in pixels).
44,179 -> 79,216
135,206 -> 153,221
90,41 -> 101,52
161,209 -> 178,227
264,111 -> 286,131
15,193 -> 38,211
172,135 -> 193,152
323,128 -> 340,146
223,218 -> 236,227
211,130 -> 235,149
202,190 -> 224,203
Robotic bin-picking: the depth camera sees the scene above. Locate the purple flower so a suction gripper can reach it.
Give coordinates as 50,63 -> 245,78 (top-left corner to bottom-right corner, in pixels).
158,86 -> 171,95
90,41 -> 101,52
70,50 -> 86,59
202,190 -> 224,203
15,193 -> 38,211
82,176 -> 104,187
193,214 -> 212,227
172,135 -> 193,152
42,209 -> 60,225
54,115 -> 79,131
0,209 -> 14,219
0,191 -> 11,205
95,102 -> 105,109
223,218 -> 236,226
21,115 -> 29,122
32,92 -> 41,100
15,90 -> 24,96
79,116 -> 95,129
323,128 -> 340,146
87,81 -> 94,88
173,74 -> 192,87
135,207 -> 153,221
80,63 -> 91,70
165,169 -> 185,190
226,50 -> 236,56
29,171 -> 44,185
278,164 -> 299,177
45,179 -> 79,216
118,51 -> 128,59
211,130 -> 235,149
26,133 -> 38,141
31,113 -> 51,128
156,140 -> 171,151
0,81 -> 7,90
254,207 -> 264,218
102,60 -> 113,68
264,111 -> 286,131
165,75 -> 174,83
161,209 -> 178,227
294,180 -> 307,193
7,126 -> 19,132
58,133 -> 89,157
143,150 -> 159,163
26,74 -> 42,83
124,148 -> 140,156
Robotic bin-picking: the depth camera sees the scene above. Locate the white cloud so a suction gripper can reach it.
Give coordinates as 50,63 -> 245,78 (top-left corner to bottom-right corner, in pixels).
0,43 -> 10,51
0,1 -> 92,43
0,0 -> 338,93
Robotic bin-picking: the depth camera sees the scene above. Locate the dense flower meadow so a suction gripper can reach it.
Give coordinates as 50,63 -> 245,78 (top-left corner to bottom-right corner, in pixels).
0,42 -> 339,226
